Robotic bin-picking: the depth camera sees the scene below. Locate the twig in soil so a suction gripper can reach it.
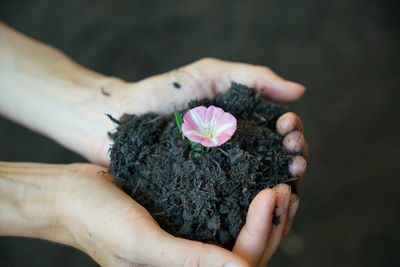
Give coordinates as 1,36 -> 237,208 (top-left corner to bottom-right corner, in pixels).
255,88 -> 264,99
218,180 -> 226,187
254,113 -> 267,122
218,148 -> 230,157
131,180 -> 142,195
281,177 -> 299,183
153,205 -> 175,216
144,115 -> 163,125
195,180 -> 203,192
105,114 -> 121,125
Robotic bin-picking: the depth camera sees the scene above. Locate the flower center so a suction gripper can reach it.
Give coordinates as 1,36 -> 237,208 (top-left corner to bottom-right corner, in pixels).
204,132 -> 213,139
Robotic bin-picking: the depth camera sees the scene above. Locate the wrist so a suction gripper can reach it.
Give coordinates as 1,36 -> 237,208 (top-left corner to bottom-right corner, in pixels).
0,162 -> 77,247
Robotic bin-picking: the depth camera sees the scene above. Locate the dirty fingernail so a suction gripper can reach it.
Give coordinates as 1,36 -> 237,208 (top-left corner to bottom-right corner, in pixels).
289,156 -> 307,177
283,131 -> 304,153
277,114 -> 293,135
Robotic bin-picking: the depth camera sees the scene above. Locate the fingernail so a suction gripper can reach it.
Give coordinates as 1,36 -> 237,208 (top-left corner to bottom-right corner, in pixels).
289,197 -> 300,220
224,263 -> 241,267
283,131 -> 303,153
290,193 -> 298,205
277,114 -> 293,135
283,189 -> 291,210
293,132 -> 304,152
285,81 -> 306,91
289,156 -> 307,177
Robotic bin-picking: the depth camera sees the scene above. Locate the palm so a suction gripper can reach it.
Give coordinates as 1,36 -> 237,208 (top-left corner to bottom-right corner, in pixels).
65,164 -> 293,267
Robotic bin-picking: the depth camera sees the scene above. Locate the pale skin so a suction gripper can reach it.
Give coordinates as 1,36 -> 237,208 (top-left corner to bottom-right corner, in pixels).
0,22 -> 308,266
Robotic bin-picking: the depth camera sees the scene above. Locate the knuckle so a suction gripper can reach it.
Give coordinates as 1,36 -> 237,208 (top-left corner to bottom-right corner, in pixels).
196,57 -> 219,65
242,223 -> 259,240
255,65 -> 272,73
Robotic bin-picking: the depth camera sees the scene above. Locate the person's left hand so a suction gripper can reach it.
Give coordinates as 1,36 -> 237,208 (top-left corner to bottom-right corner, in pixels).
69,58 -> 308,177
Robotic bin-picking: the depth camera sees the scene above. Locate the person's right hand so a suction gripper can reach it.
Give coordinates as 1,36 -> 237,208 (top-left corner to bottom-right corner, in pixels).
54,163 -> 294,267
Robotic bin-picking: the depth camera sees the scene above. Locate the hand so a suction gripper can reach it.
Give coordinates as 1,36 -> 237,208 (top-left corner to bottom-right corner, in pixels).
71,58 -> 308,174
0,162 -> 298,267
51,164 -> 297,267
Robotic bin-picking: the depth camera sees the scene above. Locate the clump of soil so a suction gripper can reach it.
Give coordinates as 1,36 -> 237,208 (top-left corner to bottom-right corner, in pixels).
109,83 -> 293,249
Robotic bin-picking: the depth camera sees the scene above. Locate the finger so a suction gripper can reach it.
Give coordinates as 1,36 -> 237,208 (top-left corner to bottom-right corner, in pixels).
276,112 -> 304,135
283,194 -> 300,238
232,189 -> 276,266
288,155 -> 307,178
140,230 -> 249,267
288,155 -> 306,192
282,131 -> 306,154
259,184 -> 291,266
193,58 -> 306,103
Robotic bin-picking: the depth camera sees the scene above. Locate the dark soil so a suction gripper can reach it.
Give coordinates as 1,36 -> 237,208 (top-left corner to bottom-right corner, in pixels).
109,83 -> 293,249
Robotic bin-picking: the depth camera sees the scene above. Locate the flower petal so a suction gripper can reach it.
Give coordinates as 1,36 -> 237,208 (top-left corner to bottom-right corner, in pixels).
215,112 -> 237,130
205,105 -> 225,125
182,106 -> 208,135
215,132 -> 235,145
187,134 -> 206,144
214,122 -> 236,137
200,137 -> 219,147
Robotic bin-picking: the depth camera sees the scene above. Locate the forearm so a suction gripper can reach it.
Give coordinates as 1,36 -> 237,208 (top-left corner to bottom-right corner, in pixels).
0,22 -> 105,120
0,23 -> 124,163
0,162 -> 76,247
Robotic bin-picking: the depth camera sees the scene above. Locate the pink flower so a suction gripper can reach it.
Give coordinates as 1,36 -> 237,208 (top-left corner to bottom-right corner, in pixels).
182,105 -> 237,147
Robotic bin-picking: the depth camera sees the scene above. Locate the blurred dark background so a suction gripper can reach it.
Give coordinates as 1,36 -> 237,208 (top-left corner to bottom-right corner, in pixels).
0,0 -> 399,266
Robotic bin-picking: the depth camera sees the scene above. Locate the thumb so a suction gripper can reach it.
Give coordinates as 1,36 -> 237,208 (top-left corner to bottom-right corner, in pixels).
192,58 -> 306,103
125,58 -> 305,115
232,188 -> 276,266
139,231 -> 249,267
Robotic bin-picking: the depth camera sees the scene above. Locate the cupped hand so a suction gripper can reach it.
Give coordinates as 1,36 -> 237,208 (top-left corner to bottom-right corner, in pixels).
59,163 -> 295,267
77,58 -> 308,173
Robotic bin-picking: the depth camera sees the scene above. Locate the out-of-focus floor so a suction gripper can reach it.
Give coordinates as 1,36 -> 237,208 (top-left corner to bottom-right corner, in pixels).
0,0 -> 398,266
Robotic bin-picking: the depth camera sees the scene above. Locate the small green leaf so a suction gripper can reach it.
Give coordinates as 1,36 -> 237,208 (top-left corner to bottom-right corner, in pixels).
174,112 -> 185,139
193,152 -> 202,158
189,141 -> 199,150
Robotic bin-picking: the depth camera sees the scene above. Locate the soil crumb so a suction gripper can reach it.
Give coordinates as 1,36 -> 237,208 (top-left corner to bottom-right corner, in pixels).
273,214 -> 281,226
109,82 -> 293,249
101,87 -> 111,96
173,82 -> 181,89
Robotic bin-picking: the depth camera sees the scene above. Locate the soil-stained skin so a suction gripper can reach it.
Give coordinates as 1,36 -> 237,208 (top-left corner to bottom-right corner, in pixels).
109,83 -> 294,249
